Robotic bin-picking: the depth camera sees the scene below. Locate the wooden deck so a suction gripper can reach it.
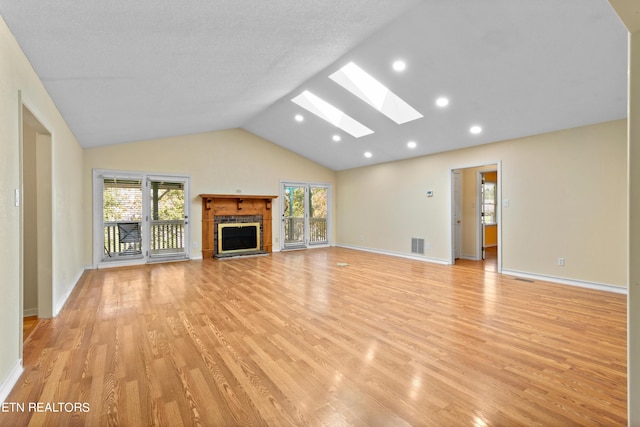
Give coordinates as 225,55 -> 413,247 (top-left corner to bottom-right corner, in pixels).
2,247 -> 627,426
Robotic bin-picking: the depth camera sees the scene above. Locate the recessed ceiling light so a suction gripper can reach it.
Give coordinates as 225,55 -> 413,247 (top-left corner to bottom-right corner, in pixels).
392,60 -> 406,72
329,62 -> 423,125
470,125 -> 482,134
364,151 -> 372,158
295,114 -> 304,122
291,91 -> 374,138
436,97 -> 449,107
332,135 -> 341,142
407,141 -> 417,149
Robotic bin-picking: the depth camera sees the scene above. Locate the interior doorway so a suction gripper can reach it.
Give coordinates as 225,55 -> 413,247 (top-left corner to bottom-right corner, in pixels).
451,163 -> 501,272
480,170 -> 498,263
21,105 -> 53,345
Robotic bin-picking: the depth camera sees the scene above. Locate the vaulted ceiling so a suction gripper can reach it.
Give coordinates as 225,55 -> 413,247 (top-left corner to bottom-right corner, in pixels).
1,0 -> 628,170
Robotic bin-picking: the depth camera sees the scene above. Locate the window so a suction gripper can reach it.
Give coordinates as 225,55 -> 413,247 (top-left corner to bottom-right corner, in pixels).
482,181 -> 497,225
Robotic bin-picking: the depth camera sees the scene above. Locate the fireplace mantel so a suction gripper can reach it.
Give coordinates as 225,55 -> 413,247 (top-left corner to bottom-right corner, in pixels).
199,194 -> 278,258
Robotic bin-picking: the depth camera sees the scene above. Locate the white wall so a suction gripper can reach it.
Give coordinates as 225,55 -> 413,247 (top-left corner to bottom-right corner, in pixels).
336,120 -> 627,288
82,129 -> 337,265
0,16 -> 85,399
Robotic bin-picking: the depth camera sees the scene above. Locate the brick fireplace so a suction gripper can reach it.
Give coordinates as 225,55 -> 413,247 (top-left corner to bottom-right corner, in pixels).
199,194 -> 278,258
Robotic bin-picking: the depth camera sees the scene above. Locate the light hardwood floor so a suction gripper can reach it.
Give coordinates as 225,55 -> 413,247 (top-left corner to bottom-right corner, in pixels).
22,316 -> 39,342
2,247 -> 627,426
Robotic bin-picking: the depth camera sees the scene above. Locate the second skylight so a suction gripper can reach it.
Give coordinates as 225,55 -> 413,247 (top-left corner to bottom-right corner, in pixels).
329,62 -> 423,125
291,90 -> 374,138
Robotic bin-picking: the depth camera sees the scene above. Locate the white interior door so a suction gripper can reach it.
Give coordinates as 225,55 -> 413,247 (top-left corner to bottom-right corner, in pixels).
453,171 -> 462,260
481,174 -> 487,260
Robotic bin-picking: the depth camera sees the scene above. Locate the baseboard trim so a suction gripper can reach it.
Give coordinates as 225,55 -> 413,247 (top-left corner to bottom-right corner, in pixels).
502,269 -> 627,294
0,360 -> 23,403
23,308 -> 38,317
54,269 -> 86,316
97,259 -> 146,269
336,244 -> 450,265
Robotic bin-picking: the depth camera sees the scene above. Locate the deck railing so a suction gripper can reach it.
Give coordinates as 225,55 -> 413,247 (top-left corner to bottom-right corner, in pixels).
106,217 -> 324,257
309,218 -> 327,244
150,220 -> 185,254
283,218 -> 327,245
104,220 -> 185,258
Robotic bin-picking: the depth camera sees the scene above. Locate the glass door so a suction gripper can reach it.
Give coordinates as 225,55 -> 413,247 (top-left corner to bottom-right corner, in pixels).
308,185 -> 328,245
282,184 -> 306,249
148,177 -> 189,260
102,177 -> 144,261
95,170 -> 190,266
281,182 -> 330,249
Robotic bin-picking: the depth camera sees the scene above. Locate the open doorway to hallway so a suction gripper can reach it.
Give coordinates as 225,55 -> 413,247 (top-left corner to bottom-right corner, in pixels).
451,163 -> 501,272
21,105 -> 52,345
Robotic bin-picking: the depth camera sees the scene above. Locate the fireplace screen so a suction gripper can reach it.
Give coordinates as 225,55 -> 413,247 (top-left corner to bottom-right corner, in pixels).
218,222 -> 260,254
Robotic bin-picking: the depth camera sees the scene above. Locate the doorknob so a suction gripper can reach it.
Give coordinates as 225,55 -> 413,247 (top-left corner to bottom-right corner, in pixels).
457,220 -> 461,224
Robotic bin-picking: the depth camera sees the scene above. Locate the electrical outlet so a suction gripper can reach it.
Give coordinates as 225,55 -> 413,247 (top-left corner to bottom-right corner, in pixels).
557,258 -> 565,266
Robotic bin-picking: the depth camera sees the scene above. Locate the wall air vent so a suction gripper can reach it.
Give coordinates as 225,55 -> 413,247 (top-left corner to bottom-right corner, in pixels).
411,238 -> 425,255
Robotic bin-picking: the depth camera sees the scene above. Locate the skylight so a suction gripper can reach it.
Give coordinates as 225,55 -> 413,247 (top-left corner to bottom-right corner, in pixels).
291,90 -> 374,138
329,62 -> 423,125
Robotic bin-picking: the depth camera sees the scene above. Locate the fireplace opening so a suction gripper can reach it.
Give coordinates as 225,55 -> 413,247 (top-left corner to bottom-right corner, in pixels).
218,222 -> 260,255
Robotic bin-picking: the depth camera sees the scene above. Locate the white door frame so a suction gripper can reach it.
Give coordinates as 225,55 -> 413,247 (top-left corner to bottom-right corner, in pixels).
450,161 -> 502,272
453,171 -> 462,260
92,169 -> 191,268
279,181 -> 331,250
478,169 -> 498,261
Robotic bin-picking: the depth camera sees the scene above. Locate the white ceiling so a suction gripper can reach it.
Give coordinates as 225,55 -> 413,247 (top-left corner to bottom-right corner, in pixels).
1,0 -> 628,170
